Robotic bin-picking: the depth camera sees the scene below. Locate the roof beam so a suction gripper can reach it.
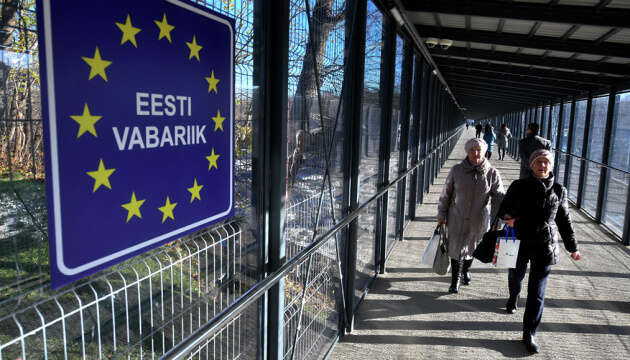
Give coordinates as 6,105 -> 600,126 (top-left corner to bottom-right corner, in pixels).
458,93 -> 534,105
430,47 -> 630,76
440,66 -> 594,91
415,25 -> 630,59
435,57 -> 615,85
447,78 -> 571,96
402,0 -> 630,28
451,84 -> 552,102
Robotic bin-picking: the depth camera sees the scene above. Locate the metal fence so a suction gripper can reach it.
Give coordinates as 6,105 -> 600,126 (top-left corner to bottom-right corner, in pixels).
0,0 -> 259,359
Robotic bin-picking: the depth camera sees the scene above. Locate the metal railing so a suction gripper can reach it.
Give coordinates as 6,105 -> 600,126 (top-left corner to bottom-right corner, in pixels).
161,126 -> 464,359
552,148 -> 630,176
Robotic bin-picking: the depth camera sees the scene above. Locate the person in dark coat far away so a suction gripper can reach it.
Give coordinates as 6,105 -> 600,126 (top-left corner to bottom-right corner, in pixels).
475,123 -> 483,138
518,123 -> 551,179
498,149 -> 581,354
437,138 -> 505,294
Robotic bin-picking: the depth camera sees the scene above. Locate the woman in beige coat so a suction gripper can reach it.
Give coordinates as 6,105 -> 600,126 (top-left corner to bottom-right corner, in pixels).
437,138 -> 505,293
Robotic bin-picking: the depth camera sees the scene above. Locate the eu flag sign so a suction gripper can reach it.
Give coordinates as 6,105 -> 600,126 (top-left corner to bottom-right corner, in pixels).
36,0 -> 234,288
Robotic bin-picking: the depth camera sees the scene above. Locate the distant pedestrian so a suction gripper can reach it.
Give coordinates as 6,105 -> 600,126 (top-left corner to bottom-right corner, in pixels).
497,124 -> 512,160
483,124 -> 496,159
498,149 -> 581,354
437,138 -> 505,294
475,123 -> 483,138
518,123 -> 551,178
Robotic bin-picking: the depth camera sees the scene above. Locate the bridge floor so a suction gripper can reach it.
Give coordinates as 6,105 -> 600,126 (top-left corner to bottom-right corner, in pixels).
331,128 -> 630,359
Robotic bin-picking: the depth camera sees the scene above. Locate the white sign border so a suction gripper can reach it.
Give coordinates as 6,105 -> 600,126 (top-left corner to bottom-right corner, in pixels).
42,0 -> 235,276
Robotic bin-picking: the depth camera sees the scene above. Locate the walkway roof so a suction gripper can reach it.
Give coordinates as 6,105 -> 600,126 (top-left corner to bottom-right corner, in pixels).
393,0 -> 630,119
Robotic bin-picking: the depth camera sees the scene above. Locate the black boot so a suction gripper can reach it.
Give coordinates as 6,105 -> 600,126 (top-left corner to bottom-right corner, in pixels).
461,259 -> 473,285
505,297 -> 518,314
449,259 -> 461,293
523,333 -> 540,353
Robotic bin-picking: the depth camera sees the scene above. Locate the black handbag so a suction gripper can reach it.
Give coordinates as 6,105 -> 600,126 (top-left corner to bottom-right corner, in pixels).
473,217 -> 504,263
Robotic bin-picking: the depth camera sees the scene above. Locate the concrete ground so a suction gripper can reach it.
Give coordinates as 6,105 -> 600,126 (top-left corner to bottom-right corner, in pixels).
331,127 -> 630,359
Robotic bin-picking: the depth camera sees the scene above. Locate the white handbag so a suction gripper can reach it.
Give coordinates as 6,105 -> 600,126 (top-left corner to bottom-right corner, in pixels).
493,227 -> 521,269
421,226 -> 441,266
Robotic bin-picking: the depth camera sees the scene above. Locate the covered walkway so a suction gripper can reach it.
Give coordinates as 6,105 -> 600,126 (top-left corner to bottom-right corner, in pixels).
332,127 -> 630,359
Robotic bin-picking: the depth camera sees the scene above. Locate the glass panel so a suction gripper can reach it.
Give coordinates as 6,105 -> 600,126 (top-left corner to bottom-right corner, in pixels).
386,34 -> 404,255
603,92 -> 630,236
284,0 -> 345,357
567,100 -> 587,202
560,102 -> 571,152
354,0 -> 383,305
541,105 -> 549,137
603,170 -> 629,236
582,96 -> 609,215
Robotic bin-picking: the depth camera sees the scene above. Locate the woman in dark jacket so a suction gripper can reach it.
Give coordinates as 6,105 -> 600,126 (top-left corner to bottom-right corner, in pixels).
497,149 -> 582,354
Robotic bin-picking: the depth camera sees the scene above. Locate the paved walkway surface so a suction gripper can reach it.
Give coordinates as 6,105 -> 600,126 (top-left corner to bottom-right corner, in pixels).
331,128 -> 630,359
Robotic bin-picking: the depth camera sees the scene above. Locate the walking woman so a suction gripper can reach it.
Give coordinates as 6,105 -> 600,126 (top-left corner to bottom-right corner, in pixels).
498,149 -> 581,354
483,124 -> 497,159
437,138 -> 505,293
497,124 -> 512,160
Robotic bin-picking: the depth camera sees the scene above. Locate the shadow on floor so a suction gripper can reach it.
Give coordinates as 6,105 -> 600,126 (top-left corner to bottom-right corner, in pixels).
341,334 -> 532,358
356,319 -> 630,335
384,267 -> 630,279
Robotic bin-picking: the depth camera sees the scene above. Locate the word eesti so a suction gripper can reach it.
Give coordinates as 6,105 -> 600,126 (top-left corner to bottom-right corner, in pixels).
112,92 -> 207,151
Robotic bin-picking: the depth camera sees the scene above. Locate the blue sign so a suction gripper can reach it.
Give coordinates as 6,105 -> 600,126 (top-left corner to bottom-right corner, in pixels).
36,0 -> 234,288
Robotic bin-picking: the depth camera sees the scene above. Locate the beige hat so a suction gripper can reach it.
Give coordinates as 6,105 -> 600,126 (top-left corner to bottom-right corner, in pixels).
529,149 -> 554,169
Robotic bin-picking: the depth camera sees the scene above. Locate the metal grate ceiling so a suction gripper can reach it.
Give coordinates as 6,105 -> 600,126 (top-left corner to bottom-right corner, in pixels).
399,0 -> 630,119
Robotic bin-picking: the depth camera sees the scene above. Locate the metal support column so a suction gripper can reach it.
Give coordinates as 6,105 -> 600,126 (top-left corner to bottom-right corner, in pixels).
395,41 -> 414,239
576,93 -> 593,208
563,98 -> 577,188
340,0 -> 366,333
417,64 -> 431,204
253,0 -> 289,358
408,55 -> 424,220
553,99 -> 565,177
547,101 -> 554,140
596,88 -> 617,222
376,17 -> 395,275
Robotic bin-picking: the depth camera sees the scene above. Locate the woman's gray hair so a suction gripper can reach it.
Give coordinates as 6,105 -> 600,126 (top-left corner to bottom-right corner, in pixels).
464,138 -> 488,154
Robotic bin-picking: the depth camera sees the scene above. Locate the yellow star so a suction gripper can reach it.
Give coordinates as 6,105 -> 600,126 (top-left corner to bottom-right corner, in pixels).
212,109 -> 225,132
206,148 -> 220,171
187,178 -> 204,203
70,103 -> 102,138
116,14 -> 142,48
86,159 -> 116,192
81,47 -> 112,82
205,70 -> 220,94
121,192 -> 145,223
154,13 -> 175,43
158,196 -> 177,223
186,35 -> 203,61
